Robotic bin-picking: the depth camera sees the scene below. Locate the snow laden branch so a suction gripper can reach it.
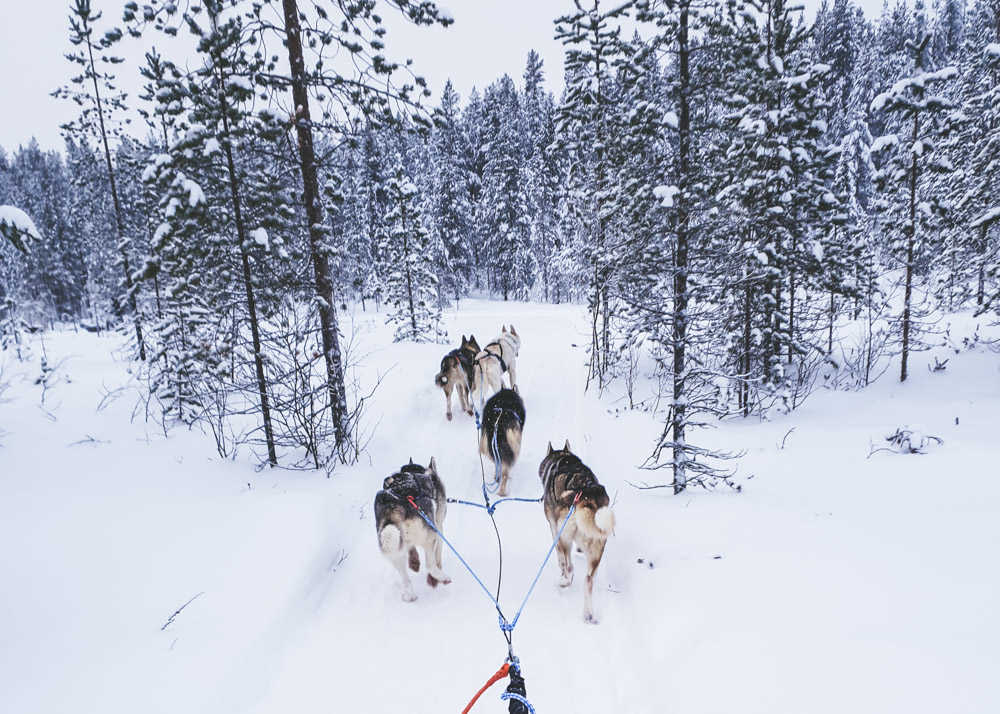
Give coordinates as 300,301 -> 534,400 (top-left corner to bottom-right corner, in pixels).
0,206 -> 42,254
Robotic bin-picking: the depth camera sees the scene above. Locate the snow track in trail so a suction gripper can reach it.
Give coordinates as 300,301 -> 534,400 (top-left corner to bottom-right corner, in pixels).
2,301 -> 1000,714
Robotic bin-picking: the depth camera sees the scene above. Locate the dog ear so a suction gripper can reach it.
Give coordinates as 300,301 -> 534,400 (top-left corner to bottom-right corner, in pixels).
461,334 -> 467,345
408,456 -> 414,465
502,325 -> 507,333
563,439 -> 571,452
428,456 -> 437,474
547,442 -> 553,456
510,325 -> 517,336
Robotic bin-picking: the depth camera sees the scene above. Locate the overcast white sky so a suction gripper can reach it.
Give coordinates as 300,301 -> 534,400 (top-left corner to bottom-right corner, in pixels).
1,0 -> 888,154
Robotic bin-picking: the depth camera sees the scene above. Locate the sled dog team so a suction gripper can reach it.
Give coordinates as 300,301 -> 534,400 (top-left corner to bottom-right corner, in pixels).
374,326 -> 616,624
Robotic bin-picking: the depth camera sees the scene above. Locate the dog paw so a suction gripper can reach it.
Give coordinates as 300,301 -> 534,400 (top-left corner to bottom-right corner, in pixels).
439,573 -> 452,585
446,412 -> 453,421
583,613 -> 599,625
426,573 -> 439,588
401,591 -> 418,603
558,574 -> 573,588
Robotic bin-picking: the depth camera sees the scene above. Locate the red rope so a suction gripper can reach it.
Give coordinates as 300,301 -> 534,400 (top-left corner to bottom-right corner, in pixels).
461,662 -> 511,714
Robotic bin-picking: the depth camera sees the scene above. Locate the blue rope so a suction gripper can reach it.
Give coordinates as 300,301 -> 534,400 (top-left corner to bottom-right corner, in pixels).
487,426 -> 502,493
407,498 -> 504,615
447,497 -> 489,510
506,502 -> 576,631
406,494 -> 577,635
449,495 -> 543,515
487,496 -> 543,514
500,692 -> 536,713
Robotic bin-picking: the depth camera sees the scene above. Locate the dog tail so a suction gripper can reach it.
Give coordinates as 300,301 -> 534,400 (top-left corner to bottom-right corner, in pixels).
435,354 -> 457,387
594,506 -> 616,535
379,524 -> 402,554
577,506 -> 616,539
484,411 -> 522,467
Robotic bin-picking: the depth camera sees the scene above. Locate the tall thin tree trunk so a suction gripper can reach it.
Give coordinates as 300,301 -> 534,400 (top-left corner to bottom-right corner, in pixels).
788,258 -> 796,365
209,9 -> 277,465
901,111 -> 919,383
828,289 -> 835,355
742,255 -> 753,417
281,0 -> 350,454
977,223 -> 987,307
402,212 -> 418,337
83,35 -> 146,361
671,2 -> 692,494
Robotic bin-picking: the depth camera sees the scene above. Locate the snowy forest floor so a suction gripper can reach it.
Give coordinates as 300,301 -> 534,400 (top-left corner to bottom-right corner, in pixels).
2,299 -> 999,714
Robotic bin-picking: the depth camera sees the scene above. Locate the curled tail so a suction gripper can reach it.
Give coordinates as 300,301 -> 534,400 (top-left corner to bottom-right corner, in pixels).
435,355 -> 457,387
594,506 -> 615,535
578,506 -> 616,539
379,524 -> 401,554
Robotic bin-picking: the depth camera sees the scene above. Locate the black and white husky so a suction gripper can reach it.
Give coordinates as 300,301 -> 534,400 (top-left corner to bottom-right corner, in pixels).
373,458 -> 451,601
479,388 -> 525,497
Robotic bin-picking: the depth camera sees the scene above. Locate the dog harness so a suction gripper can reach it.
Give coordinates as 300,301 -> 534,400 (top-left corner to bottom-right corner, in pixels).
480,342 -> 508,373
443,347 -> 478,388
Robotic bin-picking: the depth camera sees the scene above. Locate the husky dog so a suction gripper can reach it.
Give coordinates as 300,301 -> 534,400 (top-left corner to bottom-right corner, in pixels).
434,335 -> 480,421
539,442 -> 615,624
471,325 -> 521,410
479,388 -> 525,497
374,458 -> 451,601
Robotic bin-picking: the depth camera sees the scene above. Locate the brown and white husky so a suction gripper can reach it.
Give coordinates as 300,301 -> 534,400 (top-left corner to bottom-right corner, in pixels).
434,335 -> 479,421
539,442 -> 615,624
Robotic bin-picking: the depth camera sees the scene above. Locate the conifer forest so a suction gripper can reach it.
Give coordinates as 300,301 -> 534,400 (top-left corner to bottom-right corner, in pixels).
2,2 -> 999,711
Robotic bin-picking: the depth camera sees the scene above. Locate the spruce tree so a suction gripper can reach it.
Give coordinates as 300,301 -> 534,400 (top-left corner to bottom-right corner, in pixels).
870,33 -> 958,381
54,0 -> 146,359
382,153 -> 445,342
428,81 -> 474,301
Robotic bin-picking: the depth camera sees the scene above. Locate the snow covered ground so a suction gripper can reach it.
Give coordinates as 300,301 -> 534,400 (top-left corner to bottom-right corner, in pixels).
2,299 -> 999,714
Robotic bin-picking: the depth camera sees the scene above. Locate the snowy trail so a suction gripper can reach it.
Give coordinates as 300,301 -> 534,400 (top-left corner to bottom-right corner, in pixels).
2,301 -> 1000,714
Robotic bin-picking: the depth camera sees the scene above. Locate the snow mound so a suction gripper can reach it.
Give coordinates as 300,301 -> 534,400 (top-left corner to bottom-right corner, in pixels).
653,184 -> 680,208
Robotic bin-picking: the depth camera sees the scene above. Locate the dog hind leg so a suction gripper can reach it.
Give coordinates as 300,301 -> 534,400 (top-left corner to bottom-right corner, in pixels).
391,552 -> 417,602
582,541 -> 606,623
425,535 -> 451,585
459,384 -> 473,416
444,381 -> 454,421
498,462 -> 511,497
556,526 -> 574,587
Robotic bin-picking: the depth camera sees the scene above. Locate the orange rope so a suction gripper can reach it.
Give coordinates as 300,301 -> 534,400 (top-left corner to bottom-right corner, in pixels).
461,662 -> 511,714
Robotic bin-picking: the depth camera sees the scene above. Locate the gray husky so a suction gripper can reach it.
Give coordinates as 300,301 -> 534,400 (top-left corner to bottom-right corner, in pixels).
539,442 -> 615,623
374,458 -> 451,601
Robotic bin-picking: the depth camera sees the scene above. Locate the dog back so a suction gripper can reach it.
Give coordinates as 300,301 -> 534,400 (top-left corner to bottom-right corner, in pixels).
481,389 -> 525,465
374,463 -> 446,532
